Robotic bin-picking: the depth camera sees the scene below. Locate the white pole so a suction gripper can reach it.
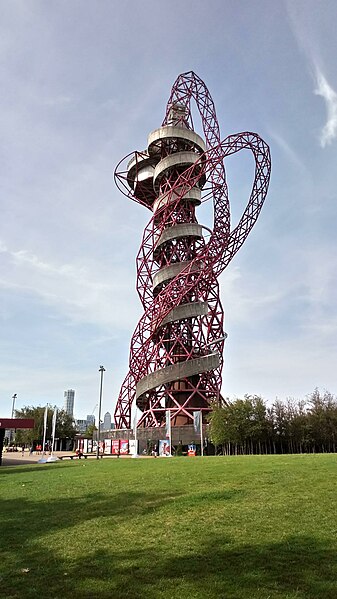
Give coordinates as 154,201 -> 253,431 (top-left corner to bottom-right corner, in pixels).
38,404 -> 49,463
169,410 -> 172,457
47,407 -> 60,463
200,411 -> 204,456
51,408 -> 57,454
132,406 -> 138,458
42,404 -> 48,455
96,366 -> 105,460
9,393 -> 17,446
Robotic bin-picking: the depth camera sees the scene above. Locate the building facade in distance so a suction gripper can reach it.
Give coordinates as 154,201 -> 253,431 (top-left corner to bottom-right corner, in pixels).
64,389 -> 75,417
75,419 -> 88,433
103,411 -> 112,431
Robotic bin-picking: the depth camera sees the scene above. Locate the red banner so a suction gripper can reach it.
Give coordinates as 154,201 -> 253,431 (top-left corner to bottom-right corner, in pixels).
111,440 -> 120,455
0,418 -> 34,429
119,440 -> 129,455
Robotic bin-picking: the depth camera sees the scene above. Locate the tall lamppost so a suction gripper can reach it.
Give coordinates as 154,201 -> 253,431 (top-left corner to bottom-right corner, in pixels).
9,393 -> 17,446
11,393 -> 17,418
96,366 -> 105,460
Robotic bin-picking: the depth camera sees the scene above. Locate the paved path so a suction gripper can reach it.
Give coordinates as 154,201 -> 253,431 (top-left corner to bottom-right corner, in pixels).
1,451 -> 77,467
1,450 -> 135,467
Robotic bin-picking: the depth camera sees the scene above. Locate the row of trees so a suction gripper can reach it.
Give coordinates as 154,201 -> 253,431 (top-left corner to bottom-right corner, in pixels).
208,389 -> 337,455
10,389 -> 337,455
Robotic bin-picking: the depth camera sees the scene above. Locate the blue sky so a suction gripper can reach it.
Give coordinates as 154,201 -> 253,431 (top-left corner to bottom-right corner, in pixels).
1,0 -> 336,420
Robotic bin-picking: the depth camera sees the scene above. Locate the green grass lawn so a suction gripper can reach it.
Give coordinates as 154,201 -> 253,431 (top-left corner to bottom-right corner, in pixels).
1,454 -> 337,599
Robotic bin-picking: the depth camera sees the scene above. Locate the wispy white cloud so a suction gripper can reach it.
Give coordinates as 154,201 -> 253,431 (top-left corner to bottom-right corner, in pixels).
0,241 -> 140,330
222,240 -> 337,351
267,130 -> 307,171
223,244 -> 337,402
314,69 -> 337,147
225,332 -> 336,404
222,264 -> 288,327
286,2 -> 337,148
0,362 -> 123,420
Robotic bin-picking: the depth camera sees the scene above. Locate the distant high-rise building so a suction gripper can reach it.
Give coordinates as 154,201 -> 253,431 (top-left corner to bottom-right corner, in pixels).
64,389 -> 75,417
76,419 -> 87,433
86,414 -> 95,426
103,411 -> 112,431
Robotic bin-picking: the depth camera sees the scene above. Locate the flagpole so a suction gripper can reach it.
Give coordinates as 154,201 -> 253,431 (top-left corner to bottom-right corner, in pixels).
47,407 -> 60,463
169,410 -> 172,457
132,406 -> 138,458
38,404 -> 49,463
51,407 -> 57,453
42,404 -> 48,455
200,410 -> 204,456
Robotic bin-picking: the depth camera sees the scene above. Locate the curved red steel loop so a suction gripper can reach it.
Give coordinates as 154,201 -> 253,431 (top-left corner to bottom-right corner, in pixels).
114,72 -> 271,429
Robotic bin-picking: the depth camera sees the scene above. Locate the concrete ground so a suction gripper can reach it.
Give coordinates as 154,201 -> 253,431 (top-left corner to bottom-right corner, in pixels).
1,450 -> 76,467
1,449 -> 135,467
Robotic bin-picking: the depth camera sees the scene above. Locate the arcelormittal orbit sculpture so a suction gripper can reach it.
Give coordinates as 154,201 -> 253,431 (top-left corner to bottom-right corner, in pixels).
114,72 -> 271,429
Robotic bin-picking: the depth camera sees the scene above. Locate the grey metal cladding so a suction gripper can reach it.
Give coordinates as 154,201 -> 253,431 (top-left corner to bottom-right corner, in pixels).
153,186 -> 201,212
153,152 -> 201,190
152,260 -> 201,290
135,352 -> 220,399
148,126 -> 206,155
155,223 -> 203,249
161,301 -> 208,327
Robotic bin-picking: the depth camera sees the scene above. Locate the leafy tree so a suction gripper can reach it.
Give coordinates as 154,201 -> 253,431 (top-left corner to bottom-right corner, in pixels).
85,423 -> 97,439
272,400 -> 289,453
288,400 -> 311,453
207,389 -> 337,455
249,395 -> 269,454
56,409 -> 77,439
14,405 -> 77,445
307,389 -> 337,452
226,398 -> 254,453
208,396 -> 269,455
207,404 -> 229,451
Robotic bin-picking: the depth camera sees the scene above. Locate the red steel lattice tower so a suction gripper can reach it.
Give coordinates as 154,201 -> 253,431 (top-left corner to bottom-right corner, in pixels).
114,72 -> 271,429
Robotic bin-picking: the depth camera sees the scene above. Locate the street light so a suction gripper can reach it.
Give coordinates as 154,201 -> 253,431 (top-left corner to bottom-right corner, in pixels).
11,393 -> 17,418
9,394 -> 17,446
96,366 -> 105,460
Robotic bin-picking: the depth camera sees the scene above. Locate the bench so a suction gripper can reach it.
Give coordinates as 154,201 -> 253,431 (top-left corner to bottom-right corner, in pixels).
59,454 -> 94,460
59,453 -> 121,460
59,453 -> 103,460
82,453 -> 119,459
